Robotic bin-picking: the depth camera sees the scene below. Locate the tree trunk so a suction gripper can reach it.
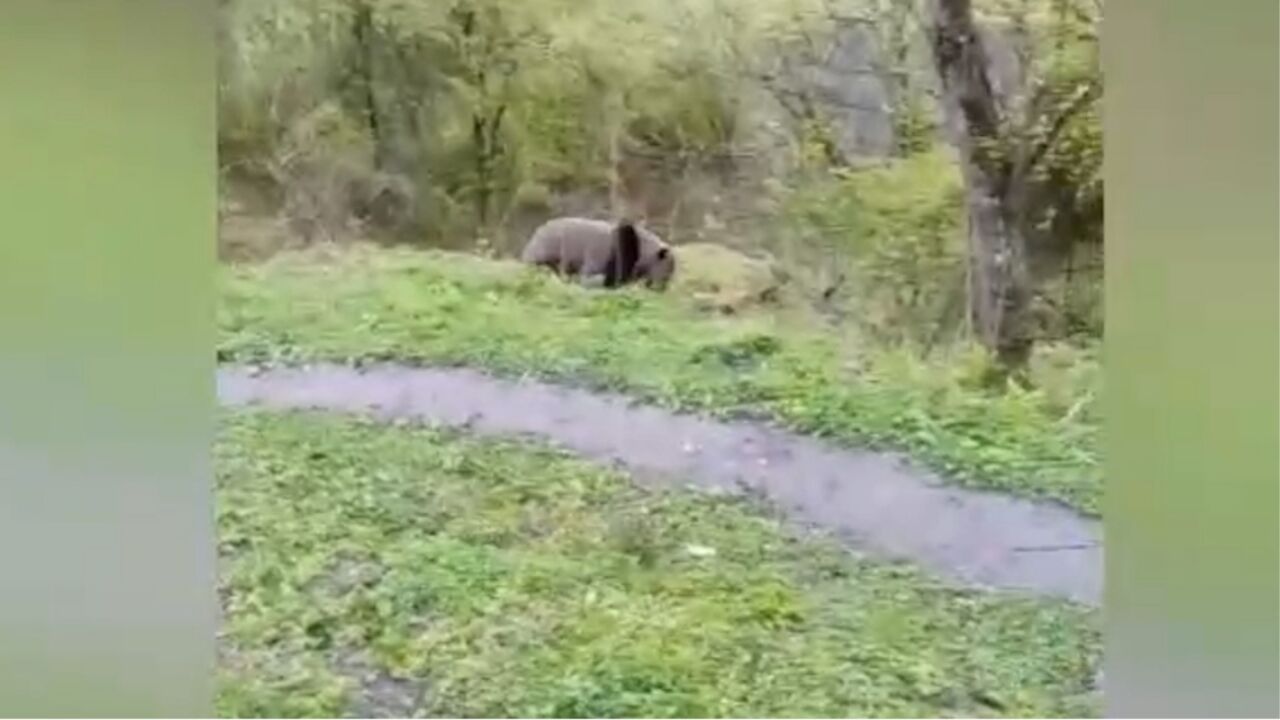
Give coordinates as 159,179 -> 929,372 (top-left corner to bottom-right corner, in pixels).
472,113 -> 491,228
927,0 -> 1035,370
351,0 -> 385,169
959,163 -> 1035,369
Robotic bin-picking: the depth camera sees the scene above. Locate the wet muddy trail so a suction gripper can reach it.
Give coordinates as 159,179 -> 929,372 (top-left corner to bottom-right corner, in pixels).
217,363 -> 1102,606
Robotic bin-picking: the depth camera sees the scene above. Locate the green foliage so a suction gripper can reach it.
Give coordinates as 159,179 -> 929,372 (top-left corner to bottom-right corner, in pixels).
893,94 -> 939,157
218,245 -> 1101,513
217,0 -> 802,242
217,411 -> 1101,717
217,660 -> 347,718
772,148 -> 969,342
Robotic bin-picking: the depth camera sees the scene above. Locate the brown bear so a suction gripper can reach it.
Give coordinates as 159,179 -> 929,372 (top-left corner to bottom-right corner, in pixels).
520,216 -> 676,290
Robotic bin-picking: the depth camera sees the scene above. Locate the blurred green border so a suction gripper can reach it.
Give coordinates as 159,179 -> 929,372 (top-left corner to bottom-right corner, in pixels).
0,1 -> 215,716
1105,1 -> 1279,716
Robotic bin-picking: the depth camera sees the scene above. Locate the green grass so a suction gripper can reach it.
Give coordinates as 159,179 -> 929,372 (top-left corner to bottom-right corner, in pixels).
217,245 -> 1101,514
216,410 -> 1100,718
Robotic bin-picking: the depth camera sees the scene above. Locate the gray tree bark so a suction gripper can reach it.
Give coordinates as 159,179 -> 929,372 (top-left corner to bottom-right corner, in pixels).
927,0 -> 1035,370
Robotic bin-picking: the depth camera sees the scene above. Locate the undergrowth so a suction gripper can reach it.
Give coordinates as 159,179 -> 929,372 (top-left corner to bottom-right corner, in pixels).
216,411 -> 1100,718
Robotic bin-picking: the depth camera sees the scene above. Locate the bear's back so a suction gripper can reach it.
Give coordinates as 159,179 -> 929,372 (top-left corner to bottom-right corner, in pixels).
522,216 -> 613,263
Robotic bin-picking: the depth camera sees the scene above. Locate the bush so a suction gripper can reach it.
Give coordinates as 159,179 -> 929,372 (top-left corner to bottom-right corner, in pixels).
766,147 -> 967,344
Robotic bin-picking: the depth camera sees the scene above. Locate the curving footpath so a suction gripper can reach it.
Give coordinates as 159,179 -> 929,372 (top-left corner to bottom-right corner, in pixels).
217,363 -> 1103,606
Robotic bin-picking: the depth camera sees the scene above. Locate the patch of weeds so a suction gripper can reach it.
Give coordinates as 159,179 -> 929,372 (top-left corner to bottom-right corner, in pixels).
216,654 -> 347,718
216,410 -> 1100,717
691,332 -> 783,372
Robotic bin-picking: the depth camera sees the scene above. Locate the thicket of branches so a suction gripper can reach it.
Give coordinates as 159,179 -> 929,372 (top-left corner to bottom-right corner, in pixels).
220,0 -> 796,239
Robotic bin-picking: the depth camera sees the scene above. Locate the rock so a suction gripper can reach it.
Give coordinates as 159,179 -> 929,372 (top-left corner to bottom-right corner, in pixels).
671,242 -> 784,314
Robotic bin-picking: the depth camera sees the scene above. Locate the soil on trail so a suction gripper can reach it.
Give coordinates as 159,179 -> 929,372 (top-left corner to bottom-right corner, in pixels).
217,363 -> 1102,606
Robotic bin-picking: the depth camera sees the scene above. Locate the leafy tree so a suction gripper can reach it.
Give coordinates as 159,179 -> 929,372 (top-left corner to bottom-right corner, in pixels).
927,0 -> 1101,368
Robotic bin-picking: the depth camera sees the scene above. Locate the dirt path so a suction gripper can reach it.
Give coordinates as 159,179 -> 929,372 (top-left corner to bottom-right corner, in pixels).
217,363 -> 1102,606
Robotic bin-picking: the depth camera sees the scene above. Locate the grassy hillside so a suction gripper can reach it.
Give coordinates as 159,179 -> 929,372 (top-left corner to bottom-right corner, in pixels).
218,245 -> 1102,514
216,411 -> 1100,717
